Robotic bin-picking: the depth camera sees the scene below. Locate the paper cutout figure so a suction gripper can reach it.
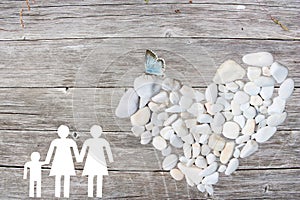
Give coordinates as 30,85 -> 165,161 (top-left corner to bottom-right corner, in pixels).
44,125 -> 80,198
79,125 -> 114,198
23,152 -> 45,197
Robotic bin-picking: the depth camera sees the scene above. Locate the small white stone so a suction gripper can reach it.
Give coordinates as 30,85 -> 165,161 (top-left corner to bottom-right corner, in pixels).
253,126 -> 277,143
231,101 -> 242,115
240,140 -> 258,158
202,172 -> 219,185
243,106 -> 257,119
131,126 -> 145,137
244,82 -> 260,96
187,103 -> 205,116
225,158 -> 239,175
152,91 -> 169,103
192,143 -> 201,158
162,78 -> 180,91
218,84 -> 227,92
210,104 -> 224,114
247,67 -> 261,81
170,91 -> 180,105
191,124 -> 211,135
220,142 -> 235,164
157,112 -> 168,122
242,119 -> 255,135
140,131 -> 152,145
179,156 -> 188,164
213,112 -> 226,126
226,82 -> 239,92
183,143 -> 192,159
250,95 -> 263,106
213,60 -> 246,84
223,111 -> 234,121
151,113 -> 163,126
180,85 -> 195,99
148,102 -> 160,112
163,114 -> 178,126
254,76 -> 275,87
210,125 -> 222,134
240,102 -> 250,112
233,115 -> 246,128
115,88 -> 139,118
262,66 -> 271,76
206,153 -> 216,165
270,62 -> 288,83
197,184 -> 206,193
216,97 -> 231,111
172,118 -> 188,137
255,114 -> 265,124
267,112 -> 287,127
233,91 -> 250,104
208,134 -> 226,151
165,105 -> 182,113
199,161 -> 218,177
170,134 -> 183,148
184,119 -> 197,129
222,121 -> 240,139
205,83 -> 218,103
151,126 -> 160,136
199,134 -> 210,145
195,156 -> 207,168
160,126 -> 174,140
205,184 -> 214,196
182,134 -> 194,144
170,168 -> 184,181
134,74 -> 161,100
233,148 -> 240,158
179,96 -> 193,110
162,154 -> 178,170
178,163 -> 202,185
197,114 -> 213,123
201,144 -> 211,156
279,78 -> 294,99
260,86 -> 274,100
224,92 -> 234,100
180,112 -> 193,120
213,150 -> 221,157
242,52 -> 273,67
130,107 -> 151,126
218,165 -> 227,173
194,90 -> 205,102
152,136 -> 167,150
235,80 -> 245,89
235,134 -> 250,144
161,146 -> 172,156
268,97 -> 286,114
186,158 -> 194,167
145,122 -> 154,131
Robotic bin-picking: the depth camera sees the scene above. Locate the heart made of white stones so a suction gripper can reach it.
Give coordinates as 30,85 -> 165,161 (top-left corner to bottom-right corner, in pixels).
115,50 -> 294,195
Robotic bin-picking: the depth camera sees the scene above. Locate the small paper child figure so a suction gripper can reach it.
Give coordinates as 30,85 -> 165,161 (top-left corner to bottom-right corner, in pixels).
23,152 -> 44,198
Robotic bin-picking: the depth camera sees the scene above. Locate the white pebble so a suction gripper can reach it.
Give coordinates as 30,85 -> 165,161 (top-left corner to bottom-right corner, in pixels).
115,88 -> 139,118
178,163 -> 202,185
242,52 -> 273,67
179,96 -> 193,110
253,126 -> 277,143
270,62 -> 288,83
255,114 -> 265,124
206,153 -> 216,165
226,82 -> 239,92
268,97 -> 286,114
233,148 -> 240,158
240,140 -> 258,158
220,142 -> 235,164
199,162 -> 218,177
187,103 -> 205,116
130,107 -> 151,126
201,144 -> 211,156
165,105 -> 182,113
213,112 -> 226,126
235,134 -> 250,144
208,134 -> 226,151
260,86 -> 274,100
199,134 -> 210,144
262,66 -> 271,76
195,156 -> 207,168
250,95 -> 263,106
152,91 -> 169,103
170,91 -> 180,105
243,106 -> 257,119
222,121 -> 240,139
205,83 -> 218,103
183,143 -> 192,159
197,114 -> 213,123
244,82 -> 260,96
191,124 -> 211,135
225,158 -> 239,175
205,184 -> 214,196
218,165 -> 227,173
231,101 -> 242,115
202,172 -> 219,185
192,143 -> 201,158
213,60 -> 246,84
170,134 -> 183,148
182,134 -> 194,144
152,136 -> 167,150
233,115 -> 246,128
247,67 -> 261,81
140,131 -> 152,145
267,112 -> 287,127
162,146 -> 172,156
197,184 -> 206,193
242,119 -> 255,135
254,76 -> 275,87
170,168 -> 184,181
180,85 -> 195,99
160,126 -> 174,140
184,119 -> 197,129
172,118 -> 188,137
131,126 -> 145,137
233,91 -> 250,104
278,78 -> 294,99
163,114 -> 178,126
162,154 -> 178,170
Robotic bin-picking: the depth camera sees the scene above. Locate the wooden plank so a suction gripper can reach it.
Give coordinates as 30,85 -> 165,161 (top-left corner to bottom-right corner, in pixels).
0,88 -> 298,131
1,168 -> 299,199
0,39 -> 299,88
1,3 -> 299,40
1,129 -> 299,169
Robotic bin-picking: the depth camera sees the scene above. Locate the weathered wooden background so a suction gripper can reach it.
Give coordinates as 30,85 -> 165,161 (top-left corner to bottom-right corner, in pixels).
0,0 -> 299,199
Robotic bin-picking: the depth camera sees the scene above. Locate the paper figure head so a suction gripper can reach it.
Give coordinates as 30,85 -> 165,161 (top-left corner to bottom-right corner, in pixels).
90,125 -> 103,138
31,152 -> 40,161
57,125 -> 69,138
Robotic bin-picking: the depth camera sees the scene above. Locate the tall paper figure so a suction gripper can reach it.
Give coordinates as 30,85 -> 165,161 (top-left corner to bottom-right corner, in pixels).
45,125 -> 80,198
79,125 -> 114,198
23,152 -> 45,197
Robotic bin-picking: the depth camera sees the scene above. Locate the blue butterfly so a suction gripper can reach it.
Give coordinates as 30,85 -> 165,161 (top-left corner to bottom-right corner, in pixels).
145,50 -> 166,76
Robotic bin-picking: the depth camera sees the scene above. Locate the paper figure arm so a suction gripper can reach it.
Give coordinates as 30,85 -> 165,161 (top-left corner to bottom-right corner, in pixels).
78,142 -> 88,162
23,162 -> 29,179
45,141 -> 55,164
71,140 -> 81,163
104,140 -> 114,163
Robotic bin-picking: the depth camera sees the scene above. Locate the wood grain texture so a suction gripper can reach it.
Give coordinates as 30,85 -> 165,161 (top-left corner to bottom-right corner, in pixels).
0,39 -> 299,88
0,3 -> 299,40
1,0 -> 299,199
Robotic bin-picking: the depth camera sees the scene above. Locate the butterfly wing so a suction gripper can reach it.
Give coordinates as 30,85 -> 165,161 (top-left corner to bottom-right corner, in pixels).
145,50 -> 165,76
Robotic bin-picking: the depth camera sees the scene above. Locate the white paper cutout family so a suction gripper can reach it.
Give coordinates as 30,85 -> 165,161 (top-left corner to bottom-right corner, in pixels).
23,125 -> 114,198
